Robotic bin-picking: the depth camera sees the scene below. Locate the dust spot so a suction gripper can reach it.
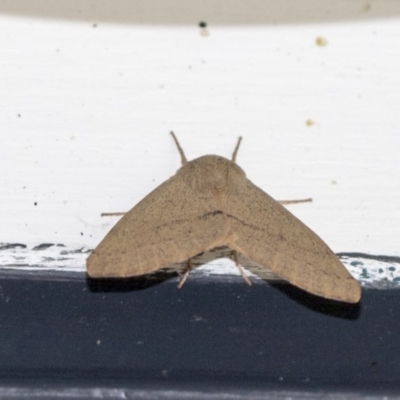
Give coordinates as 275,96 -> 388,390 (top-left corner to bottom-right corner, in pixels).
316,36 -> 328,47
306,119 -> 315,127
199,21 -> 209,37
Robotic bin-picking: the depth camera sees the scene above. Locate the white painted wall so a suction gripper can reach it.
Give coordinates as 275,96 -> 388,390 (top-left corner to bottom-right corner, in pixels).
1,1 -> 400,267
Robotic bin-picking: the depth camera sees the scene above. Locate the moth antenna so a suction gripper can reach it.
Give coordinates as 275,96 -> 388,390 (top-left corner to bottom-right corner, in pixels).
231,136 -> 242,164
278,198 -> 313,205
170,131 -> 188,166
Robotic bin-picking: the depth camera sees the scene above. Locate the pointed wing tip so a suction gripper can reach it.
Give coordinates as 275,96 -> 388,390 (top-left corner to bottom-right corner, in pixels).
346,286 -> 362,304
328,281 -> 362,304
345,279 -> 362,303
86,252 -> 108,278
86,259 -> 125,278
86,251 -> 156,279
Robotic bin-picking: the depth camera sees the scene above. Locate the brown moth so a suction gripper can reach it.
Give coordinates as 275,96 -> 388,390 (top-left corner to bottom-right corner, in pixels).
87,132 -> 361,303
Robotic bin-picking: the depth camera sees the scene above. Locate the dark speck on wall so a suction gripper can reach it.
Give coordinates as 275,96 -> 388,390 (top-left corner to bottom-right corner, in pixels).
199,21 -> 210,37
34,202 -> 38,206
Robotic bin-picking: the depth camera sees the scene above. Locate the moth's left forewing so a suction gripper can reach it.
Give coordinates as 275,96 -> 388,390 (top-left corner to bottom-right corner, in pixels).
224,179 -> 361,303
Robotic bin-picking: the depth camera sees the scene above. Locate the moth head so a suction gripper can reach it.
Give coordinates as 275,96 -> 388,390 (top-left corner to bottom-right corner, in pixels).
178,155 -> 246,195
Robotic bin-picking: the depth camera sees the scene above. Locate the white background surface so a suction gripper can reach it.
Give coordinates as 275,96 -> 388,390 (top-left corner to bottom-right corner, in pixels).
1,1 -> 400,258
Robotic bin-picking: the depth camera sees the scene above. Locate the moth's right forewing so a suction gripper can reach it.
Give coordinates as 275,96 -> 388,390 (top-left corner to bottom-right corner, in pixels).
87,175 -> 228,278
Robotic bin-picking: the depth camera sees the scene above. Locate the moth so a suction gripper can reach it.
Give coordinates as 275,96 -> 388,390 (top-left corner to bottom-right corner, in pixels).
87,132 -> 361,303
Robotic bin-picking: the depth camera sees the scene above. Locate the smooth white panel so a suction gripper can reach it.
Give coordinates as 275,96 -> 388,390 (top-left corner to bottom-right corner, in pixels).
1,2 -> 399,264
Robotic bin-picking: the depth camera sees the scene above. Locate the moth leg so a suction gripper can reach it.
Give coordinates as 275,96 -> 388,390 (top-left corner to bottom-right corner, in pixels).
177,258 -> 193,288
232,250 -> 252,286
101,212 -> 126,217
278,198 -> 312,205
